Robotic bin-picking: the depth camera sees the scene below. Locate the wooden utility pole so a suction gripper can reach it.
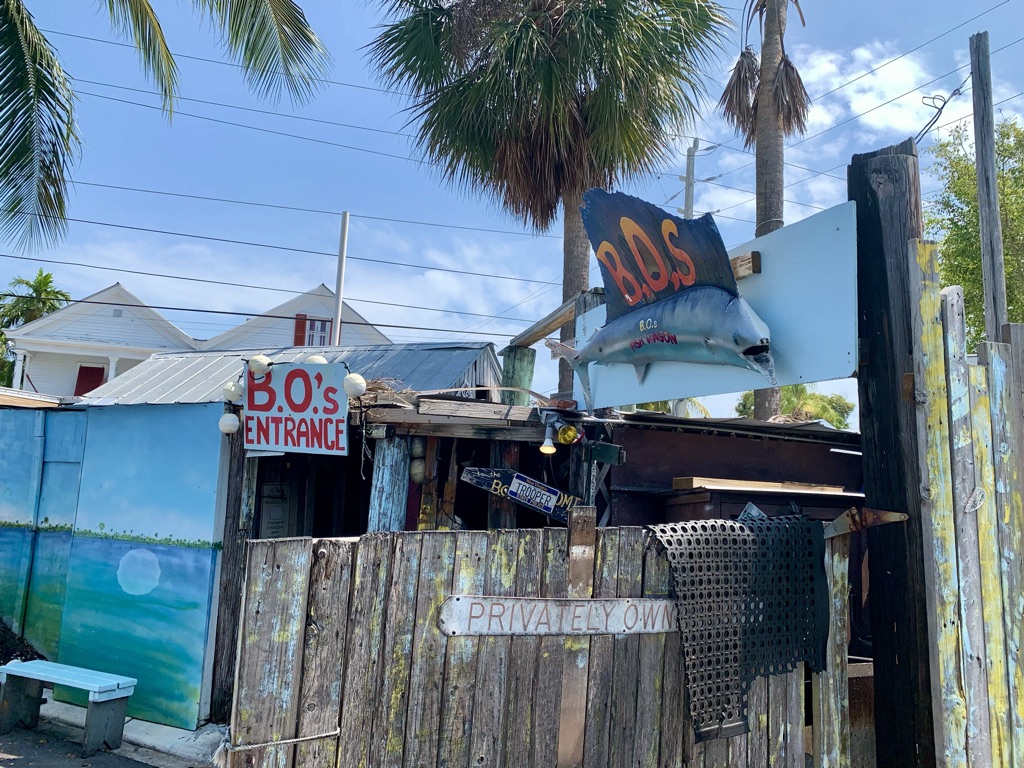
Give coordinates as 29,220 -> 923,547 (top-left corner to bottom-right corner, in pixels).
848,139 -> 935,767
970,32 -> 1009,342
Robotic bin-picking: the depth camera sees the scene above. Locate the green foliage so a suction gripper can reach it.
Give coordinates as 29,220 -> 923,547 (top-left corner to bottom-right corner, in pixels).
925,119 -> 1024,350
368,0 -> 727,230
0,0 -> 329,250
735,383 -> 854,429
0,269 -> 70,328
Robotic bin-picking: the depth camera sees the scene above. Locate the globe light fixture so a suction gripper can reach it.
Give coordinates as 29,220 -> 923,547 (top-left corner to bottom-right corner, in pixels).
223,380 -> 243,403
218,412 -> 240,435
248,354 -> 273,376
343,372 -> 367,398
557,424 -> 581,444
305,354 -> 328,365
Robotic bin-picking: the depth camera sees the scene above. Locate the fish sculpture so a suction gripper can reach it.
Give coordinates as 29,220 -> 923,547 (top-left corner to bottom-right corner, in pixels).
547,189 -> 775,413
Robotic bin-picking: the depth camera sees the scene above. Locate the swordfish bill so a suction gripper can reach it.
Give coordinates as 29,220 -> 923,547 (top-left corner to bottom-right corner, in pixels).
547,189 -> 775,413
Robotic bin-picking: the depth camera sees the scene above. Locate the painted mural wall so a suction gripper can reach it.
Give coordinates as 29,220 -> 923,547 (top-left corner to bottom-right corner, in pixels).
55,403 -> 224,730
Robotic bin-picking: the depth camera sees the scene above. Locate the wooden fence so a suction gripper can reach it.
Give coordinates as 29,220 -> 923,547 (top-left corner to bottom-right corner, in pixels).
227,524 -> 852,768
909,240 -> 1024,767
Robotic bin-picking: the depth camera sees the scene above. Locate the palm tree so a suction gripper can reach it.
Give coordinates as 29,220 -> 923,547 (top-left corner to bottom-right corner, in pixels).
369,0 -> 727,393
0,0 -> 329,251
736,383 -> 854,429
0,269 -> 71,327
718,0 -> 808,418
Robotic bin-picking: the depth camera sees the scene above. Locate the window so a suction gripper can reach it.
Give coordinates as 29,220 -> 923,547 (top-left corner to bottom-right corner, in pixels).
306,318 -> 332,346
74,365 -> 106,396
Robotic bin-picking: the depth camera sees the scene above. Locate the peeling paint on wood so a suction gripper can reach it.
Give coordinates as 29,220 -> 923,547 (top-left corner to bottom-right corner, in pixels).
812,535 -> 851,768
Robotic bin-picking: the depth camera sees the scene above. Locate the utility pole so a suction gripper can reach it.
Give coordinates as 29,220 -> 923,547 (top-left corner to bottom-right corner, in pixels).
683,138 -> 699,218
970,31 -> 1008,341
331,211 -> 349,346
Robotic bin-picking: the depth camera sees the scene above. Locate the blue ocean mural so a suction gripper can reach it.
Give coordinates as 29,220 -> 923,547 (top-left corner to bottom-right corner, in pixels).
55,403 -> 225,730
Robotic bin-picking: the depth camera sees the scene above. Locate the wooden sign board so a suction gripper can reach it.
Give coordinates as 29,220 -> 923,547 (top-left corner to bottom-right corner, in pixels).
460,468 -> 580,523
437,595 -> 678,637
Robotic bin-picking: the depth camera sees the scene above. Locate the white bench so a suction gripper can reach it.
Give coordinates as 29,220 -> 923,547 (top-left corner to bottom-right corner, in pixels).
0,660 -> 136,756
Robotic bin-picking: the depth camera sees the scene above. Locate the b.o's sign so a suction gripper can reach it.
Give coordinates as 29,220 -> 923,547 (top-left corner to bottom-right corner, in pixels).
244,363 -> 348,455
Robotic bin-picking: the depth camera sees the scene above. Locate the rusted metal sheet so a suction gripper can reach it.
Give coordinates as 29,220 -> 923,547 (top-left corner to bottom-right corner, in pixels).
437,595 -> 676,637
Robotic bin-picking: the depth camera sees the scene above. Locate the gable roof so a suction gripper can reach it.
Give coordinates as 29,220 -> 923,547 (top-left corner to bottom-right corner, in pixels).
200,284 -> 390,349
6,283 -> 197,350
82,342 -> 501,406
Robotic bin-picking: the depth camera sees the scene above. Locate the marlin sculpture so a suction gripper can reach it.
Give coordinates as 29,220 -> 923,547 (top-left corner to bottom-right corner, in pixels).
547,189 -> 776,413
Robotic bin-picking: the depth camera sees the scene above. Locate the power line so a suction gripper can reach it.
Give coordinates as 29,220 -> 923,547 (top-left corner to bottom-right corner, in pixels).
0,292 -> 519,338
0,253 -> 537,323
45,28 -> 409,97
7,209 -> 558,285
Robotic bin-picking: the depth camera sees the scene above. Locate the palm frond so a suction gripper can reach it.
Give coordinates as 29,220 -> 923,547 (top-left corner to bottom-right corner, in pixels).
790,0 -> 806,27
773,54 -> 809,137
0,0 -> 79,251
104,0 -> 178,110
718,46 -> 758,146
193,0 -> 331,105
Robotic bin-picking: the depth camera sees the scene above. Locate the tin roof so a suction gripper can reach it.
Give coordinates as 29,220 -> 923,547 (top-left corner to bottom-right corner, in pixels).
82,343 -> 501,406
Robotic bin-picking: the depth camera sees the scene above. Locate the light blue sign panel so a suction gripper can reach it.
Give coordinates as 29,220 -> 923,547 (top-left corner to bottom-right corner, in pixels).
575,202 -> 858,408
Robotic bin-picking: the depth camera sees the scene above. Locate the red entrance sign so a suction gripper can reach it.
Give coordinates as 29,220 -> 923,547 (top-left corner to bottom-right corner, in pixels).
243,363 -> 349,455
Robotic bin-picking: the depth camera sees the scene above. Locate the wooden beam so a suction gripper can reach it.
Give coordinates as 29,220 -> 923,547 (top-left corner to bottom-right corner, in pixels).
672,476 -> 849,494
507,292 -> 587,349
416,399 -> 539,422
848,139 -> 934,768
367,437 -> 410,531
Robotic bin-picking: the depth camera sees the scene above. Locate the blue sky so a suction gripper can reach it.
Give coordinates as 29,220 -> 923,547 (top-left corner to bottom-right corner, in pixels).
9,0 -> 1024,416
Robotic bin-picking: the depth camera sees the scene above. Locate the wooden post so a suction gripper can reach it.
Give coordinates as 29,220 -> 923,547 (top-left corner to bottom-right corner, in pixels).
970,32 -> 1009,341
211,430 -> 247,723
368,437 -> 410,531
499,346 -> 537,407
847,140 -> 935,768
488,441 -> 519,529
417,437 -> 440,530
941,286 -> 993,764
556,506 -> 597,767
910,240 -> 967,765
811,535 -> 851,768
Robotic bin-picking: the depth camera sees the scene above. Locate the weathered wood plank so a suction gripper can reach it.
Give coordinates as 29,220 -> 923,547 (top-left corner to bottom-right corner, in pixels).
609,527 -> 645,768
979,336 -> 1024,764
941,286 -> 993,765
532,527 -> 568,767
812,535 -> 851,768
230,538 -> 313,768
368,438 -> 410,531
416,437 -> 440,530
436,531 -> 488,767
337,534 -> 394,768
704,737 -> 729,768
370,535 -> 422,768
439,439 -> 460,530
909,239 -> 967,764
635,535 -> 670,767
468,530 -> 519,765
498,345 -> 538,407
731,250 -> 761,280
240,456 -> 258,530
747,676 -> 770,767
488,441 -> 520,529
557,508 -> 597,767
786,667 -> 804,768
416,398 -> 537,422
658,610 -> 685,768
768,674 -> 788,767
295,539 -> 354,768
848,140 -> 934,768
402,532 -> 456,768
500,530 -> 542,764
967,364 -> 1013,768
584,528 -> 620,767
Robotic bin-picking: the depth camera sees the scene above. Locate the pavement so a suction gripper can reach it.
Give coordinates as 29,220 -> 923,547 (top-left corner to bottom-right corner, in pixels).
0,700 -> 225,768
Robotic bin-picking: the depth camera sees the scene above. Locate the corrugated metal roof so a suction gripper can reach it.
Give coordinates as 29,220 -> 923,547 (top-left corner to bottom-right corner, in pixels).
618,411 -> 861,445
82,343 -> 500,406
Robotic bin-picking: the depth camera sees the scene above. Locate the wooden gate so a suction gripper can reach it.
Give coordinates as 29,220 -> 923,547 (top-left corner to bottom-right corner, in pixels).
227,524 -> 850,767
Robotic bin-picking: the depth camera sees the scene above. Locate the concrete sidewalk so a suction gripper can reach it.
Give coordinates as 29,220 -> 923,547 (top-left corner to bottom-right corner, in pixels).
14,699 -> 226,768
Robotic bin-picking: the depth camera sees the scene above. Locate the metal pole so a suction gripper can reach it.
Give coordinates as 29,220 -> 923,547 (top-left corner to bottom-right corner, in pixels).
331,211 -> 349,345
970,31 -> 1008,341
683,139 -> 699,218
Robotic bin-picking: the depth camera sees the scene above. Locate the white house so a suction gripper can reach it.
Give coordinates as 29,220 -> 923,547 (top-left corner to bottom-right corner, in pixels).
6,283 -> 390,397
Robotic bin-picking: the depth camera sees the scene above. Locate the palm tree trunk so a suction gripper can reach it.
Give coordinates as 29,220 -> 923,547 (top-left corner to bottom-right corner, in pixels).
752,0 -> 787,420
559,189 -> 590,395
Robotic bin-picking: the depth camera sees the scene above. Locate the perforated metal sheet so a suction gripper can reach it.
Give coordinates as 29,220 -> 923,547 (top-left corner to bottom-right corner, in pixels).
649,514 -> 828,741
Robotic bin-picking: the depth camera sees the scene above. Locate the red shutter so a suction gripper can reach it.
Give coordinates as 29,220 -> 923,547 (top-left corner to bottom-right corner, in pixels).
293,313 -> 308,346
74,366 -> 106,396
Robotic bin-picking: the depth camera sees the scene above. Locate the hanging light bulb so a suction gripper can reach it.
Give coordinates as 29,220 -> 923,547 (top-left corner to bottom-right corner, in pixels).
539,425 -> 557,455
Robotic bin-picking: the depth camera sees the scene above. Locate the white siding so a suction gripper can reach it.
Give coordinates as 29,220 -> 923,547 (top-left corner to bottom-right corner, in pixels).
22,351 -> 147,397
210,300 -> 385,350
40,305 -> 185,349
